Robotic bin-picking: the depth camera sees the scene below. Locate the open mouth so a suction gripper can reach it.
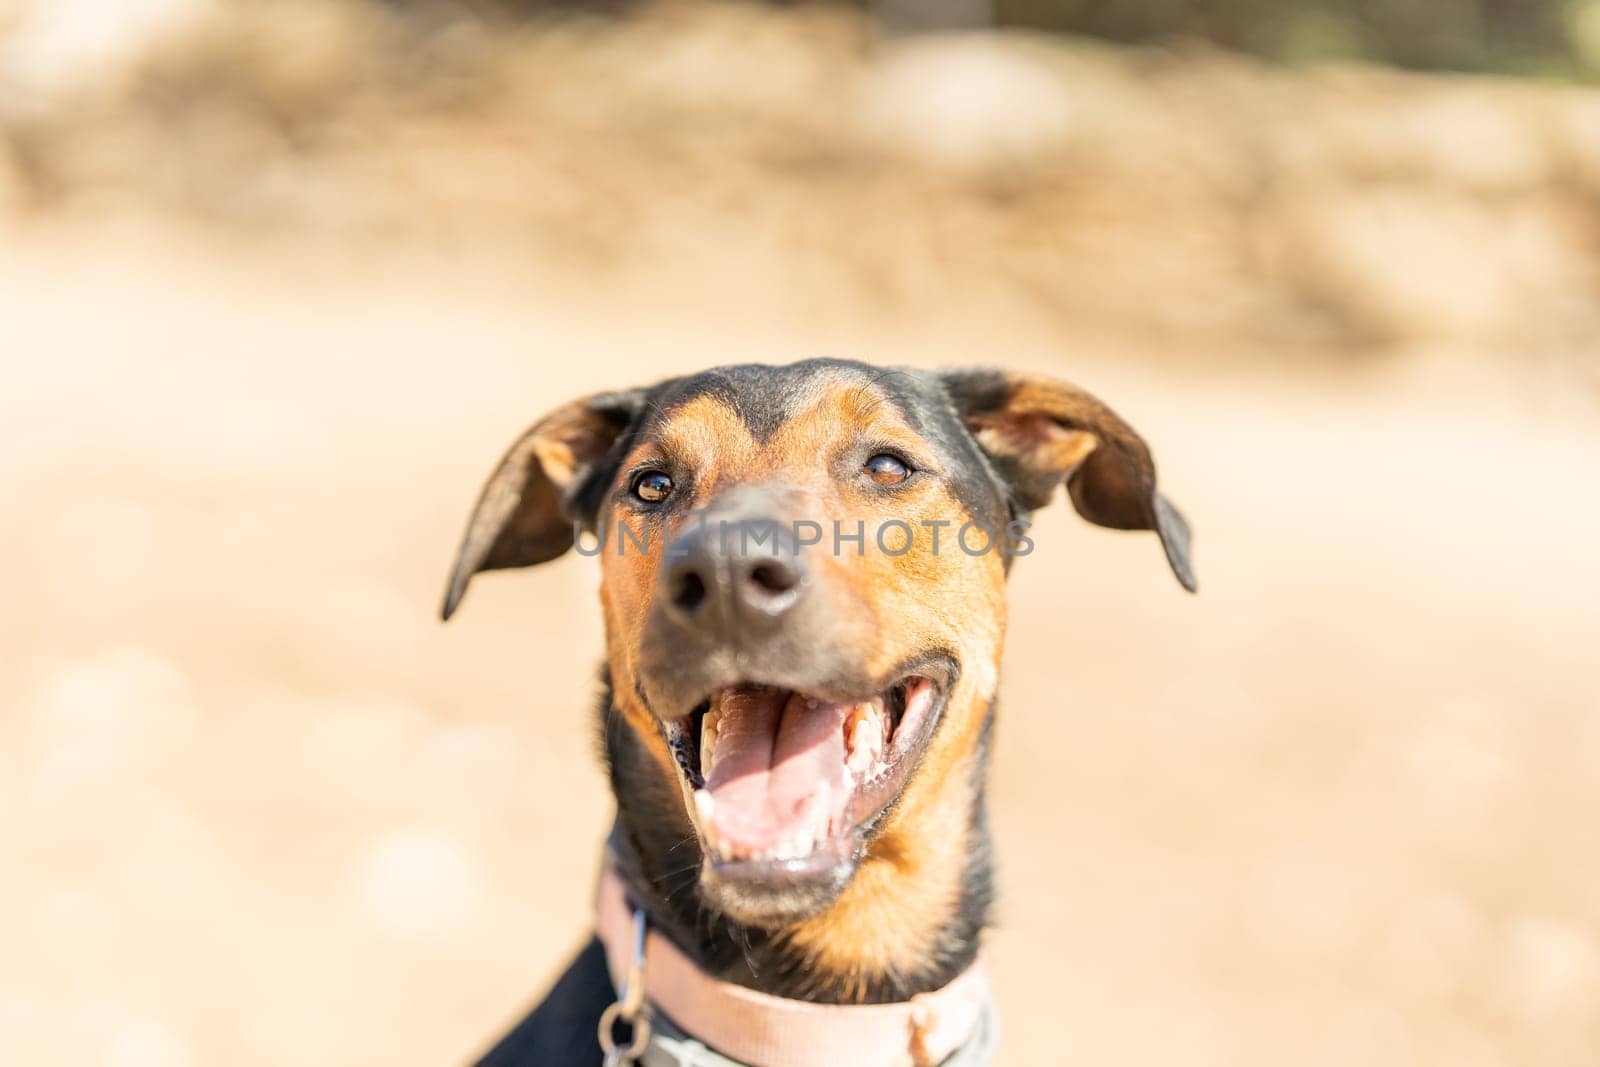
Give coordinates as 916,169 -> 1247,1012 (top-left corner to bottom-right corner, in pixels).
664,675 -> 944,871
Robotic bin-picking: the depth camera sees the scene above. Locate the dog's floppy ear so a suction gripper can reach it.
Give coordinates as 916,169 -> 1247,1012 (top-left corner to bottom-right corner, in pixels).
940,368 -> 1196,592
441,388 -> 648,620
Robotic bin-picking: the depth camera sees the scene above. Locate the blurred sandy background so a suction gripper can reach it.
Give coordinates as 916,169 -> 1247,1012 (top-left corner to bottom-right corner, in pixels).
4,1 -> 1600,1064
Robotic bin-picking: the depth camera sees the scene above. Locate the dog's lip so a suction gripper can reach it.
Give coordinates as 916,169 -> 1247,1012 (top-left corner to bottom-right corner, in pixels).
661,659 -> 953,877
657,655 -> 955,731
702,835 -> 853,886
691,680 -> 948,880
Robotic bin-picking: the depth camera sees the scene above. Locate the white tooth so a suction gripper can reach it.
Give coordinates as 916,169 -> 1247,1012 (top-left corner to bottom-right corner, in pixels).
696,794 -> 724,861
844,704 -> 875,763
846,713 -> 883,775
701,711 -> 720,775
846,731 -> 871,773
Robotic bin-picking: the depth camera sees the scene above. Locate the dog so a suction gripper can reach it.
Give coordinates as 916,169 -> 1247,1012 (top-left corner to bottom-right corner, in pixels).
442,360 -> 1195,1066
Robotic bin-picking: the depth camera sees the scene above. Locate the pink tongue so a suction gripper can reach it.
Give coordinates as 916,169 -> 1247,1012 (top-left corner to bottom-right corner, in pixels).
704,689 -> 852,853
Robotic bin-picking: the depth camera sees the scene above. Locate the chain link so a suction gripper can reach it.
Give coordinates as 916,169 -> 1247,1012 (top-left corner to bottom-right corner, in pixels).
598,908 -> 652,1066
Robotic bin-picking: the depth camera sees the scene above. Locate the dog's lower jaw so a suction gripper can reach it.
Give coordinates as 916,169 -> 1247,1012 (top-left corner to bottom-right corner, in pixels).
599,670 -> 996,1005
698,853 -> 858,929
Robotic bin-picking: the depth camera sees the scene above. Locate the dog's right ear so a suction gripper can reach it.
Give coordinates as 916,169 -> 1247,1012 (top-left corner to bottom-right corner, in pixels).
441,388 -> 648,621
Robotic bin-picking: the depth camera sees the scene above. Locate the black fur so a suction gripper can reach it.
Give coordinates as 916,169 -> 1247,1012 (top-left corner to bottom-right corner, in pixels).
467,687 -> 996,1066
599,669 -> 997,1005
567,361 -> 1014,534
459,358 -> 1190,1062
471,937 -> 613,1067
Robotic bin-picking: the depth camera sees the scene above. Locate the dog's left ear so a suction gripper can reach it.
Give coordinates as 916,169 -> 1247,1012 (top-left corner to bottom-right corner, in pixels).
940,368 -> 1197,592
441,388 -> 648,620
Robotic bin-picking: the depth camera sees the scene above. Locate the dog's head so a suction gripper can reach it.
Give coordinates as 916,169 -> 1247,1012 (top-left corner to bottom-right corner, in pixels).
443,360 -> 1193,928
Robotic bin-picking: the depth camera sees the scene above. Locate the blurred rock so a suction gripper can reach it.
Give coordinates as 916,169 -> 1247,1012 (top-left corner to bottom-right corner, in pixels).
0,0 -> 217,117
1264,186 -> 1590,344
0,136 -> 24,217
5,2 -> 1600,355
858,34 -> 1077,174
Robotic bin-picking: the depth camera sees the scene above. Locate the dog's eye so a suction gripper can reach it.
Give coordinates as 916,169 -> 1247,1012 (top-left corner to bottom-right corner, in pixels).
864,453 -> 912,486
632,471 -> 674,503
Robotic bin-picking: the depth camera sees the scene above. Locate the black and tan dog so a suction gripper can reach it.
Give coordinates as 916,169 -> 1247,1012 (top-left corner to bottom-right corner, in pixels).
443,360 -> 1194,1066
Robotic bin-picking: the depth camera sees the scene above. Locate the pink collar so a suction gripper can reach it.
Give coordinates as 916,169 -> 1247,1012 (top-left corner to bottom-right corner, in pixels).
596,858 -> 990,1067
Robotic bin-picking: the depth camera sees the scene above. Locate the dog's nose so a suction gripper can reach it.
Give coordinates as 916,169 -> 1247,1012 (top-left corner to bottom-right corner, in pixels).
663,519 -> 808,633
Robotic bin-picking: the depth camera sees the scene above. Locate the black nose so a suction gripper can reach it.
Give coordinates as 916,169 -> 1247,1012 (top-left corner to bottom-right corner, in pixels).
663,518 -> 808,633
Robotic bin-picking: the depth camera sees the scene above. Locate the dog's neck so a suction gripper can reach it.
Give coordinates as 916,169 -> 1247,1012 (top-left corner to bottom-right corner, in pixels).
597,674 -> 995,1005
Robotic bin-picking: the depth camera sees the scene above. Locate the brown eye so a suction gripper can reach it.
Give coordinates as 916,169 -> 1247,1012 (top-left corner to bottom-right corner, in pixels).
632,471 -> 674,503
864,453 -> 911,486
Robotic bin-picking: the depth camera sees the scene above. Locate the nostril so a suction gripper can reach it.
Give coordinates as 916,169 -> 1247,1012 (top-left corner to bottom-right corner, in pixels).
747,562 -> 797,596
672,570 -> 708,613
748,564 -> 786,593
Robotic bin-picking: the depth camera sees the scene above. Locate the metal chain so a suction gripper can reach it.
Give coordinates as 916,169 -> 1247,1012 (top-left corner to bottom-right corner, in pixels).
598,907 -> 653,1066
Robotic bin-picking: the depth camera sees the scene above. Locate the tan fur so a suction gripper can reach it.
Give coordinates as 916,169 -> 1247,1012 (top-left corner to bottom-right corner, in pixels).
971,416 -> 1098,482
781,742 -> 986,998
596,379 -> 1011,989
